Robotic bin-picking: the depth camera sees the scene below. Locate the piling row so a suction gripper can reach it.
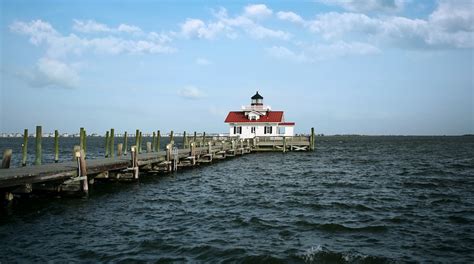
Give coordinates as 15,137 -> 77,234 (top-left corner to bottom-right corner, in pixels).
0,126 -> 315,203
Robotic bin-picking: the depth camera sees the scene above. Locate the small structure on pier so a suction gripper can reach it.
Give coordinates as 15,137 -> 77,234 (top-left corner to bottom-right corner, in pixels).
224,92 -> 295,139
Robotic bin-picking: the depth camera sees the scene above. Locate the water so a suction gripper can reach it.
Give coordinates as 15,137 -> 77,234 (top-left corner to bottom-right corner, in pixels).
1,136 -> 473,263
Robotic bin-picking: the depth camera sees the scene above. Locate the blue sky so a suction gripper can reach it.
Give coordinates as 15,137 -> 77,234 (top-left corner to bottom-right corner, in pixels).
1,0 -> 473,135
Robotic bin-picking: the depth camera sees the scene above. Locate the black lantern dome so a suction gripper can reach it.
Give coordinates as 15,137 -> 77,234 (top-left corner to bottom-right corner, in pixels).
251,91 -> 263,105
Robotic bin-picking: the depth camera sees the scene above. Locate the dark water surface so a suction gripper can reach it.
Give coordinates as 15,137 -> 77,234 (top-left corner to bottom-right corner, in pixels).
1,136 -> 473,263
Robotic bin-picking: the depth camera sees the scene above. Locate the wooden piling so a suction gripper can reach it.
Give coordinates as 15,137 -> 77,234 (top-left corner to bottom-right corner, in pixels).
169,130 -> 174,144
22,129 -> 28,166
193,131 -> 197,146
146,142 -> 152,153
75,149 -> 88,194
105,131 -> 110,157
310,127 -> 315,151
152,132 -> 156,152
73,145 -> 81,161
139,131 -> 142,154
130,146 -> 138,179
83,129 -> 87,157
1,149 -> 12,169
156,130 -> 161,152
117,143 -> 123,156
123,131 -> 128,155
202,132 -> 206,145
183,131 -> 187,148
283,136 -> 287,153
135,129 -> 140,154
110,128 -> 115,158
80,127 -> 85,151
35,125 -> 42,165
53,130 -> 59,163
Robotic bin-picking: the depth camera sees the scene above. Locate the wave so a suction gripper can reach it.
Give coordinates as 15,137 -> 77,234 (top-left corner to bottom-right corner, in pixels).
295,221 -> 387,233
300,245 -> 394,264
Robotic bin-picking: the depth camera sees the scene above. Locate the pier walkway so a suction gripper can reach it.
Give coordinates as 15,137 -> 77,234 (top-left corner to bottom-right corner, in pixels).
1,129 -> 315,199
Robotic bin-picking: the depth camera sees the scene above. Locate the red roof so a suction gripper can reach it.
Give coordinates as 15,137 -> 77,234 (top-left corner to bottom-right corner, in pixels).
279,122 -> 295,126
225,111 -> 284,123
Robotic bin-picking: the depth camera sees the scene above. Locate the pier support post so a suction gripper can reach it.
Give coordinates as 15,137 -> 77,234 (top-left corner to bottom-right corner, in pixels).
169,131 -> 174,144
310,127 -> 315,151
110,128 -> 115,158
135,129 -> 140,154
1,149 -> 12,169
76,149 -> 88,195
22,129 -> 28,166
156,130 -> 161,152
35,125 -> 42,165
152,132 -> 156,152
117,143 -> 123,157
146,142 -> 152,153
193,131 -> 197,146
80,127 -> 85,155
105,131 -> 110,157
183,131 -> 187,148
124,131 -> 128,155
283,136 -> 287,153
139,131 -> 142,154
54,130 -> 59,163
131,146 -> 139,179
202,132 -> 206,146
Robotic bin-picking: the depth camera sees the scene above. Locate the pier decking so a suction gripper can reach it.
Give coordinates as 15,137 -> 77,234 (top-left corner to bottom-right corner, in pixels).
1,128 -> 315,200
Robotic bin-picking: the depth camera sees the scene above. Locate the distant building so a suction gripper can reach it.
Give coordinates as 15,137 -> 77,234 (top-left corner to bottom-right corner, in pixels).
224,92 -> 295,139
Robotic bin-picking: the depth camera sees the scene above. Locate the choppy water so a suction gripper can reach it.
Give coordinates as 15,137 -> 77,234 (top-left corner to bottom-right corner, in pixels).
1,136 -> 473,263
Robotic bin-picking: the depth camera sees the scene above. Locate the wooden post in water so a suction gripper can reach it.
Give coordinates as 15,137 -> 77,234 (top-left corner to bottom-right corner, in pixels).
53,130 -> 59,163
123,131 -> 128,155
310,127 -> 315,151
202,132 -> 206,146
135,129 -> 140,154
83,129 -> 87,157
22,129 -> 28,166
283,136 -> 287,153
73,145 -> 81,161
152,132 -> 156,152
169,131 -> 174,144
35,125 -> 42,165
75,149 -> 88,195
138,131 -> 143,154
193,131 -> 197,146
183,131 -> 187,148
1,149 -> 12,169
105,131 -> 110,157
146,142 -> 152,153
110,128 -> 115,158
130,146 -> 138,179
80,127 -> 85,151
156,130 -> 161,152
117,143 -> 123,156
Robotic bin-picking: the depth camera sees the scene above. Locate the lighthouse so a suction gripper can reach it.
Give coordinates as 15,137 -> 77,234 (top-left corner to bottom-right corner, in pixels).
224,92 -> 295,139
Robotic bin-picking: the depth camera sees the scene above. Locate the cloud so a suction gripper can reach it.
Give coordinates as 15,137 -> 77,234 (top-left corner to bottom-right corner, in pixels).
196,58 -> 212,65
73,19 -> 143,34
276,11 -> 304,24
18,57 -> 80,89
243,4 -> 273,18
178,86 -> 204,99
278,1 -> 474,49
179,6 -> 290,40
266,41 -> 380,62
318,0 -> 405,13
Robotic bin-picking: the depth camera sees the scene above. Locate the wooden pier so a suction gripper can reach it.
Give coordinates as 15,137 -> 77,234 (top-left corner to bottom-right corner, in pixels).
0,127 -> 315,201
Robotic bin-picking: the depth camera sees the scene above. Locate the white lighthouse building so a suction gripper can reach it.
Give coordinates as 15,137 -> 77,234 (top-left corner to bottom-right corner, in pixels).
224,92 -> 295,139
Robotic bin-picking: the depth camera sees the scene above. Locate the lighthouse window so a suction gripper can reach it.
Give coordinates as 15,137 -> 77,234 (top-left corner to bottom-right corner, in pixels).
251,127 -> 256,133
264,126 -> 272,134
234,126 -> 242,134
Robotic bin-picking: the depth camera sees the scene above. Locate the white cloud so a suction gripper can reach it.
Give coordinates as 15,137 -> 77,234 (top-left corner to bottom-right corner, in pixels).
318,0 -> 406,13
180,18 -> 226,39
267,41 -> 380,62
243,4 -> 273,18
196,58 -> 212,65
19,57 -> 80,89
279,1 -> 474,49
73,19 -> 111,33
276,11 -> 304,24
118,24 -> 143,34
178,86 -> 204,99
179,6 -> 289,40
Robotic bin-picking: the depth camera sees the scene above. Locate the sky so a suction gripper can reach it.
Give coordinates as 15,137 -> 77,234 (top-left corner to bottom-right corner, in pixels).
0,0 -> 473,135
